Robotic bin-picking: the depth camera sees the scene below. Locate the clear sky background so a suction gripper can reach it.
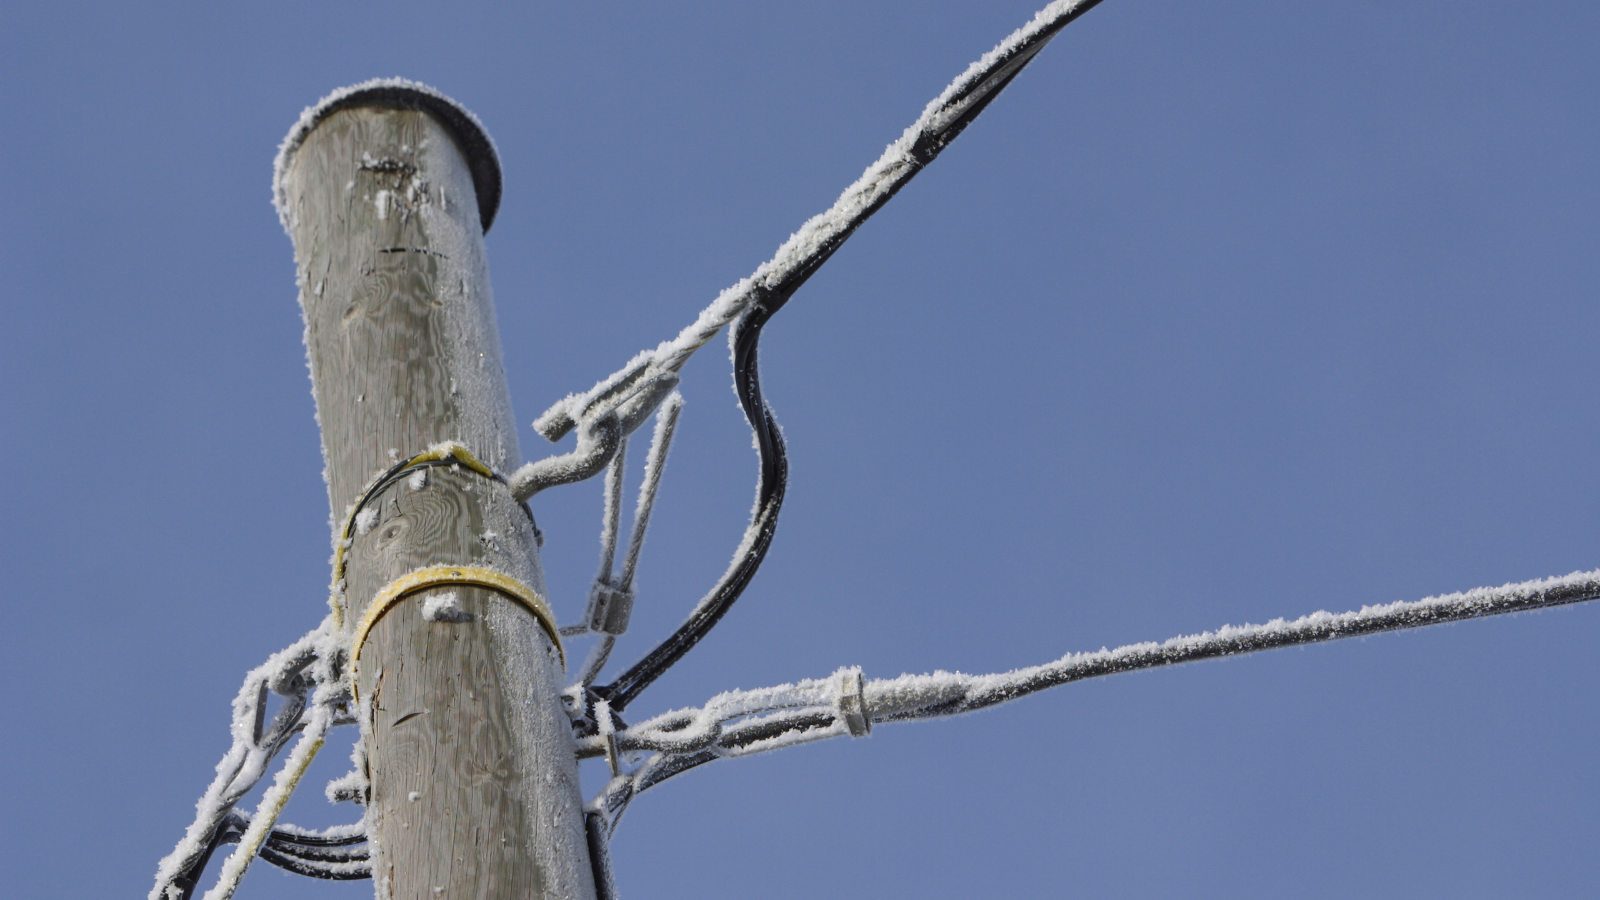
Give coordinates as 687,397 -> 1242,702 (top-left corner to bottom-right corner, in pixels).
3,2 -> 1598,898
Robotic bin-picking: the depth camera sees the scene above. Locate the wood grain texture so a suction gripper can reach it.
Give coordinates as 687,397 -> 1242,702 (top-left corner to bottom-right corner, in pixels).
283,105 -> 595,900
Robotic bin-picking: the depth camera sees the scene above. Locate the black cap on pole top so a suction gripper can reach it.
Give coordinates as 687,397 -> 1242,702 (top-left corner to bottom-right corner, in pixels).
274,78 -> 503,235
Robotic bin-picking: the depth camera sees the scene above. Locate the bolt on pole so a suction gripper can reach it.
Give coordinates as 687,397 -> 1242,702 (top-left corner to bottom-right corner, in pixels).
276,82 -> 598,900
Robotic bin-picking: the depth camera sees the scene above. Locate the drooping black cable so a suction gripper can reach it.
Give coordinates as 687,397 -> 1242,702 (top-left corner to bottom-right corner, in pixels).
596,289 -> 789,711
266,828 -> 369,849
591,4 -> 1105,712
258,844 -> 371,881
170,812 -> 371,897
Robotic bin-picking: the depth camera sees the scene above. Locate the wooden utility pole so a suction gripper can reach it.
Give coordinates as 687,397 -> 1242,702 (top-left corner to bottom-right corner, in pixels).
277,83 -> 597,900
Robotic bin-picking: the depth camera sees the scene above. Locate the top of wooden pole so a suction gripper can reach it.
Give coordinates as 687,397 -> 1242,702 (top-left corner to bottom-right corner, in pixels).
273,78 -> 502,235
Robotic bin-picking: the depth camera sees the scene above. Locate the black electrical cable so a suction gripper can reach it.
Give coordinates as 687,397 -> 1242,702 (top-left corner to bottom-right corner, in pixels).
258,844 -> 371,881
348,452 -> 537,538
169,815 -> 244,900
595,288 -> 790,712
170,812 -> 371,897
265,828 -> 368,849
624,710 -> 840,802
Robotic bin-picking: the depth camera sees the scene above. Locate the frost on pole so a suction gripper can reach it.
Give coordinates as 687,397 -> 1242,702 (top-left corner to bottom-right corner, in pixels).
273,77 -> 502,236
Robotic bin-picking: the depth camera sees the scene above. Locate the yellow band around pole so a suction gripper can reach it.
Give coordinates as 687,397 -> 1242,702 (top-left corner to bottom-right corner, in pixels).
350,565 -> 564,701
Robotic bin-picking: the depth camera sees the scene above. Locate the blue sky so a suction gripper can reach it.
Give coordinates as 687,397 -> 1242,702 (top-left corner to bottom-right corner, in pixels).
3,2 -> 1598,898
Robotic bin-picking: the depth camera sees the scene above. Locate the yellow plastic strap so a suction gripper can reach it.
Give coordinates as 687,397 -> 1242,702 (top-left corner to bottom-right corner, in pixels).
327,443 -> 504,628
351,566 -> 564,694
415,442 -> 498,481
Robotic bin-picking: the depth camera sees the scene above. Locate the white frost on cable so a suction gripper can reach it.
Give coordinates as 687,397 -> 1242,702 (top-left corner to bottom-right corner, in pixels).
866,568 -> 1600,721
324,767 -> 368,806
148,616 -> 351,900
530,0 -> 1098,441
623,392 -> 683,587
582,668 -> 867,837
202,700 -> 336,900
582,568 -> 1599,839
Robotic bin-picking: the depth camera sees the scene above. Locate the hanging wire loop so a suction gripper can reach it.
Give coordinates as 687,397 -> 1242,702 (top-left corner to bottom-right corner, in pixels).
591,297 -> 789,713
545,0 -> 1110,716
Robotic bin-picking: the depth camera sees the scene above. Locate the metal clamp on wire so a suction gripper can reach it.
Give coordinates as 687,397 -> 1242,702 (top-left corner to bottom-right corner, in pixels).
835,668 -> 871,738
510,361 -> 680,501
586,579 -> 636,636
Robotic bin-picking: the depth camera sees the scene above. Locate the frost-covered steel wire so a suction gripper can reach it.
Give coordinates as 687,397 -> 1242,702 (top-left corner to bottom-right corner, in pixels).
569,438 -> 633,683
863,569 -> 1600,721
585,669 -> 866,837
621,395 -> 683,592
580,668 -> 867,763
511,370 -> 679,502
585,570 -> 1600,831
597,440 -> 629,584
